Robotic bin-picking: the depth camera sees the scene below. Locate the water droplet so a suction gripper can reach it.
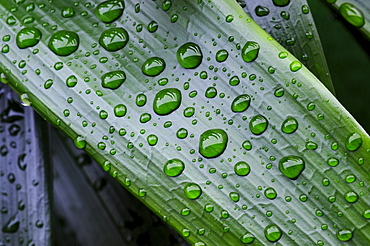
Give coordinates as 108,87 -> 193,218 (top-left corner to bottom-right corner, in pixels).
181,207 -> 191,216
162,0 -> 172,11
240,232 -> 255,244
62,7 -> 75,18
327,157 -> 339,167
345,191 -> 358,203
147,21 -> 158,33
339,3 -> 365,27
231,94 -> 251,113
136,93 -> 147,107
249,115 -> 268,135
74,136 -> 86,149
48,30 -> 79,56
17,153 -> 27,170
234,161 -> 250,176
95,0 -> 125,23
177,42 -> 203,69
264,187 -> 277,200
199,129 -> 228,158
140,113 -> 151,123
158,78 -> 169,86
2,214 -> 19,233
278,51 -> 288,59
44,79 -> 53,89
205,87 -> 217,98
114,104 -> 127,117
255,5 -> 270,17
274,87 -> 284,97
66,75 -> 78,87
101,70 -> 126,89
242,41 -> 260,62
20,93 -> 31,106
273,0 -> 290,7
142,57 -> 166,76
16,27 -> 42,49
336,229 -> 353,241
184,183 -> 202,199
363,209 -> 370,219
307,102 -> 315,110
226,15 -> 234,23
99,27 -> 129,51
290,61 -> 302,72
264,224 -> 282,242
229,192 -> 240,202
305,141 -> 317,150
242,140 -> 252,150
279,156 -> 305,179
153,88 -> 181,115
345,132 -> 362,151
216,49 -> 228,62
229,76 -> 240,86
147,134 -> 158,146
281,117 -> 298,134
345,174 -> 356,183
183,107 -> 195,117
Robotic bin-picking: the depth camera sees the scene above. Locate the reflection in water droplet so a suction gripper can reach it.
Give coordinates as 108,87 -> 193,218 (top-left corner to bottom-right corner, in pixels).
199,129 -> 228,158
101,70 -> 126,89
177,42 -> 203,69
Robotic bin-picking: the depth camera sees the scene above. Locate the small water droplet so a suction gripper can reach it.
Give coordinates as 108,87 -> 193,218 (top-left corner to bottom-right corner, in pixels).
281,117 -> 298,134
205,87 -> 217,98
327,157 -> 339,167
215,49 -> 228,62
177,42 -> 203,69
336,229 -> 353,241
290,61 -> 302,72
240,232 -> 255,244
147,21 -> 158,33
234,161 -> 250,176
101,70 -> 126,89
242,41 -> 260,62
229,192 -> 240,202
114,104 -> 126,117
61,7 -> 75,18
345,132 -> 362,151
249,115 -> 268,135
184,183 -> 202,199
142,57 -> 166,76
147,134 -> 158,146
66,75 -> 78,87
2,214 -> 19,233
279,156 -> 305,179
273,0 -> 290,7
255,5 -> 270,17
153,88 -> 182,115
162,0 -> 172,11
199,129 -> 228,158
339,3 -> 365,27
344,191 -> 358,203
264,224 -> 282,242
95,0 -> 125,23
99,27 -> 129,51
264,187 -> 277,200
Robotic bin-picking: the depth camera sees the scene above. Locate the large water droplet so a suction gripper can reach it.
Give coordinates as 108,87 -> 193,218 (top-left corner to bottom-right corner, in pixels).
281,117 -> 298,134
164,159 -> 185,177
101,70 -> 126,89
339,3 -> 365,27
336,229 -> 353,241
16,27 -> 42,49
95,0 -> 125,23
199,129 -> 228,158
177,42 -> 203,69
184,183 -> 202,199
2,214 -> 19,233
344,191 -> 358,203
242,41 -> 260,62
345,132 -> 362,151
99,27 -> 129,51
264,224 -> 282,242
48,30 -> 79,56
231,94 -> 250,113
142,57 -> 166,76
279,156 -> 305,179
234,161 -> 250,176
249,115 -> 268,135
153,88 -> 181,115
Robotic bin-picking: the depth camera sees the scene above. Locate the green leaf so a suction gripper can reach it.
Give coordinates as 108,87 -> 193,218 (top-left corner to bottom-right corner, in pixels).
0,0 -> 369,245
0,84 -> 51,245
240,0 -> 335,93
